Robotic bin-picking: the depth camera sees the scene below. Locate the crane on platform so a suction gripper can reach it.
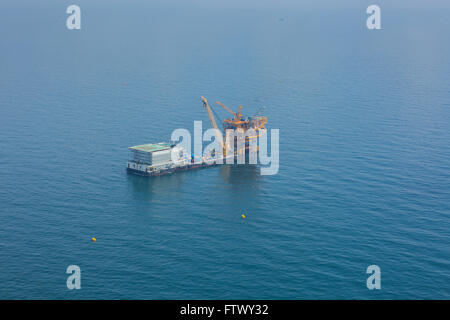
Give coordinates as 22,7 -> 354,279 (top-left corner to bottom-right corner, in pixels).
203,96 -> 267,131
216,101 -> 243,120
201,96 -> 224,150
202,96 -> 268,158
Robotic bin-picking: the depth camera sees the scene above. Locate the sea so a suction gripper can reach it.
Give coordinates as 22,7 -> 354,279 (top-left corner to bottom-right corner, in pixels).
0,0 -> 449,299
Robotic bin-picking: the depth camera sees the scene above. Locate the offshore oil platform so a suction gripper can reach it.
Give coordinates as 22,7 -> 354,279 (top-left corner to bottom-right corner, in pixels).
126,97 -> 268,176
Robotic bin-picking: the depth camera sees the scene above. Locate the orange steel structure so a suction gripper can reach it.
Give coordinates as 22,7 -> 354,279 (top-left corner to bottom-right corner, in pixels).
201,96 -> 268,157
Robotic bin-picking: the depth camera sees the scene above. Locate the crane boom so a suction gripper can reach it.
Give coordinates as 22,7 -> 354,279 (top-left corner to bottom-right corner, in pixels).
201,96 -> 224,149
216,101 -> 236,118
236,105 -> 243,118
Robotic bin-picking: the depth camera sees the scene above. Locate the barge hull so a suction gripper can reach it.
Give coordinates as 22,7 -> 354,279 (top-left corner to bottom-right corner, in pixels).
126,161 -> 221,177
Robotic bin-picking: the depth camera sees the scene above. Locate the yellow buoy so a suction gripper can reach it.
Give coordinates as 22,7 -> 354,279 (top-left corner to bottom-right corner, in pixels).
92,237 -> 97,242
242,214 -> 246,219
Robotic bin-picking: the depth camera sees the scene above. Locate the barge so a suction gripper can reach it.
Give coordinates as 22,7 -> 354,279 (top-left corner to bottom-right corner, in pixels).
126,96 -> 268,177
126,142 -> 228,176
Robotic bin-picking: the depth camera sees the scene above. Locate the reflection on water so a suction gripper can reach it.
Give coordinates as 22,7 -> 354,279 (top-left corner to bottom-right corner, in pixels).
126,164 -> 262,201
219,165 -> 263,213
220,164 -> 261,186
126,169 -> 186,201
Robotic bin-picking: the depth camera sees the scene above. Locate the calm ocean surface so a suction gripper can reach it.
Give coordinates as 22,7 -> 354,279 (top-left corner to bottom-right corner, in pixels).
0,0 -> 449,299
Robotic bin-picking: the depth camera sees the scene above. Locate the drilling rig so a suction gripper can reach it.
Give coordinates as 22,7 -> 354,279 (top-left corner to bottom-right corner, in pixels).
201,96 -> 268,159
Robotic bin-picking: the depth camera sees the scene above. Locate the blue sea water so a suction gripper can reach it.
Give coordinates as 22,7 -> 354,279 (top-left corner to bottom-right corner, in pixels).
0,0 -> 449,299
